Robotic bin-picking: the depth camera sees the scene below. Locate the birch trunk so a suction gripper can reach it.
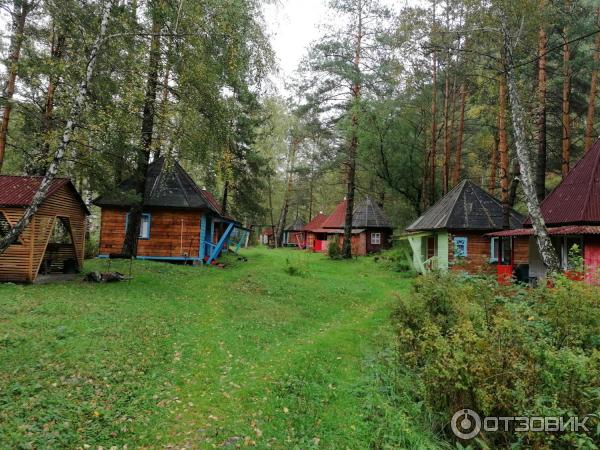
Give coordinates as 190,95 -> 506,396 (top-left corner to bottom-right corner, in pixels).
501,13 -> 560,273
0,2 -> 113,254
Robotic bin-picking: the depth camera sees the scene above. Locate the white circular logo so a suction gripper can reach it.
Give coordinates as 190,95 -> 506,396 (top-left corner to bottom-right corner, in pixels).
451,409 -> 481,440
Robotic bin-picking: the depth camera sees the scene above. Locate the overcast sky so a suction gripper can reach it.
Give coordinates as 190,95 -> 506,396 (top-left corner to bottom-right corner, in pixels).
262,0 -> 421,94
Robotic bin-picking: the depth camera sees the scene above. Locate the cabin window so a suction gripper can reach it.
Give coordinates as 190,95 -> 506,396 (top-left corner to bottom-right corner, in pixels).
490,237 -> 498,262
371,232 -> 381,245
453,237 -> 468,257
0,212 -> 22,245
125,213 -> 151,239
491,237 -> 512,264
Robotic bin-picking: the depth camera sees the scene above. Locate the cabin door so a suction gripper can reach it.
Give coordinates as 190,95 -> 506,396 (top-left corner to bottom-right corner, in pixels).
427,236 -> 436,259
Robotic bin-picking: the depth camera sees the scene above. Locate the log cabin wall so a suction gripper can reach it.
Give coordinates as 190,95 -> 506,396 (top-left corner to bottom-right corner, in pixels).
99,207 -> 202,258
0,184 -> 87,282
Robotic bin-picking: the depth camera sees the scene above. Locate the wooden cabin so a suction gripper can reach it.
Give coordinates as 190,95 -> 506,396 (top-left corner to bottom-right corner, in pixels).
488,138 -> 600,284
312,197 -> 393,255
0,176 -> 89,282
94,157 -> 247,264
283,218 -> 306,248
304,213 -> 328,251
403,180 -> 527,275
259,227 -> 274,246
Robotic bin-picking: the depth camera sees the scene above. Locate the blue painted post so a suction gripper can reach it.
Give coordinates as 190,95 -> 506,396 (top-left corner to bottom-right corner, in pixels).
207,222 -> 234,264
199,214 -> 207,260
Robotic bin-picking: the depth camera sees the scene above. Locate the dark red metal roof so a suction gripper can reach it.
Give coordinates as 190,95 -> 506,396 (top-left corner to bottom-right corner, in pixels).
527,138 -> 600,225
321,200 -> 347,228
487,226 -> 600,237
304,213 -> 328,232
0,175 -> 89,214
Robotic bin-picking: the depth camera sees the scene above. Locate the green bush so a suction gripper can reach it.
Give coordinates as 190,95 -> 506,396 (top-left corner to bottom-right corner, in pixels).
377,246 -> 415,274
85,233 -> 99,259
394,272 -> 600,448
327,236 -> 342,260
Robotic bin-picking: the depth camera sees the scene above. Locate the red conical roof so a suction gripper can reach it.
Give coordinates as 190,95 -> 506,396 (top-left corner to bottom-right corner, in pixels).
321,200 -> 347,228
304,213 -> 328,232
534,138 -> 600,225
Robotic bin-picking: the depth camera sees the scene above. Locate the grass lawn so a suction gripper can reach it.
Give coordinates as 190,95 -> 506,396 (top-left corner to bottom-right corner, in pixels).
0,248 -> 441,449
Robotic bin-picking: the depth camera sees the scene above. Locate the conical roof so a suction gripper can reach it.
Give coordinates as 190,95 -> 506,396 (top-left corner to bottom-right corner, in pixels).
94,157 -> 219,212
304,213 -> 328,232
321,200 -> 348,228
352,197 -> 392,228
406,180 -> 523,232
530,138 -> 600,225
285,217 -> 306,231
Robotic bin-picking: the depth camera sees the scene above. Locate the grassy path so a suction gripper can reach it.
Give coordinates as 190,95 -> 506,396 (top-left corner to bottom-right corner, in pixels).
0,248 -> 439,449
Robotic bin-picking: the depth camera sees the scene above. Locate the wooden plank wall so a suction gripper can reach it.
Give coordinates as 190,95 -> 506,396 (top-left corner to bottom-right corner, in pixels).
0,184 -> 87,282
99,208 -> 202,258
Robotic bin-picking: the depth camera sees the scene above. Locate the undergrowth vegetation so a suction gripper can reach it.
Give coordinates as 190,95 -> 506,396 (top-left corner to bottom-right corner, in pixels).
394,272 -> 600,449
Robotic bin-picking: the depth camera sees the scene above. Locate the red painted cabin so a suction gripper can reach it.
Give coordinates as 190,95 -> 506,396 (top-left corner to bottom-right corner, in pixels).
311,197 -> 393,255
488,138 -> 600,284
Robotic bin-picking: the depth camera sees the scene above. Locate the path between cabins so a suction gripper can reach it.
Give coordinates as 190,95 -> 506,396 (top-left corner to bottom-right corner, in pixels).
0,248 -> 439,449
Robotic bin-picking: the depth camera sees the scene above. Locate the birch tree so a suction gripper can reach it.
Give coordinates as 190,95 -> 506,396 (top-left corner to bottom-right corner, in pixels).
0,1 -> 114,254
499,8 -> 560,273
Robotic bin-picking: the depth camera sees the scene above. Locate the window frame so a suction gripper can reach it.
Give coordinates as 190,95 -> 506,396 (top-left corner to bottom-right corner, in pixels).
370,232 -> 381,245
125,212 -> 152,240
453,236 -> 468,258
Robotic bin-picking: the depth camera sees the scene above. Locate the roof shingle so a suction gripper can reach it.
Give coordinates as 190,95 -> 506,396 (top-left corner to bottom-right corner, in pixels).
406,180 -> 523,231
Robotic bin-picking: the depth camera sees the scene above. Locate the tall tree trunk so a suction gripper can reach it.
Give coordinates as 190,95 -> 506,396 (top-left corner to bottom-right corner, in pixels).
536,8 -> 547,200
29,30 -> 66,175
276,137 -> 298,247
0,0 -> 33,172
442,69 -> 451,194
498,71 -> 510,229
342,0 -> 363,259
267,171 -> 276,247
561,18 -> 571,177
122,5 -> 162,257
501,11 -> 560,273
0,2 -> 113,253
429,2 -> 437,206
488,131 -> 499,194
584,7 -> 600,152
452,82 -> 466,186
221,179 -> 229,215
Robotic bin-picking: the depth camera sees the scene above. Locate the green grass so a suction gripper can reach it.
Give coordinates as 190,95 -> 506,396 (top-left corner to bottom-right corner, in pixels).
0,248 -> 441,449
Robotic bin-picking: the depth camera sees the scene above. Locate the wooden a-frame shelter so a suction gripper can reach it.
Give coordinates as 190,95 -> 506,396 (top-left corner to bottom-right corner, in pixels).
0,176 -> 89,282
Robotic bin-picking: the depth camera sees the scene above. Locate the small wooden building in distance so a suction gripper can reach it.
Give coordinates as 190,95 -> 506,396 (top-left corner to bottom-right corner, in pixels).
304,212 -> 328,251
0,176 -> 89,282
94,157 -> 242,263
312,197 -> 393,255
283,218 -> 306,247
404,180 -> 525,274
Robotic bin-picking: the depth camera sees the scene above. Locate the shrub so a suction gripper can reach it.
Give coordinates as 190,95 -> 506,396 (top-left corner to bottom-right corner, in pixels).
85,233 -> 99,259
327,236 -> 342,259
283,257 -> 309,277
394,272 -> 600,448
